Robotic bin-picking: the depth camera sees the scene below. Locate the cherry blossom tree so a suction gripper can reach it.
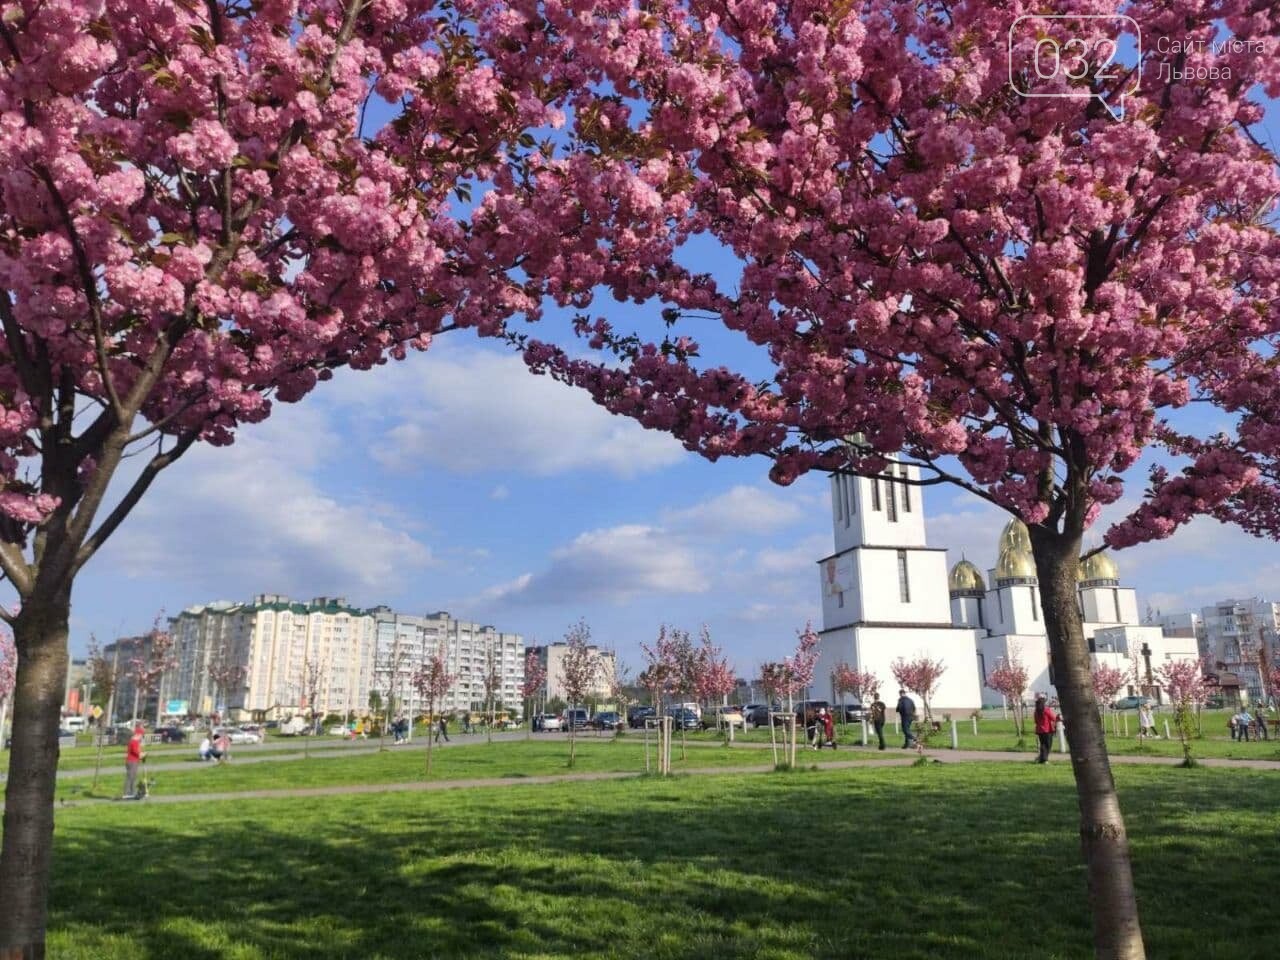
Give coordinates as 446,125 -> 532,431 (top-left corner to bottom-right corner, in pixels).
411,643 -> 453,778
521,649 -> 546,738
1156,660 -> 1211,767
692,626 -> 735,732
0,1 -> 579,947
560,619 -> 600,768
1091,665 -> 1129,708
833,663 -> 880,724
638,625 -> 679,712
477,6 -> 1280,955
784,623 -> 821,708
891,656 -> 947,726
125,621 -> 176,728
986,652 -> 1031,745
1091,664 -> 1130,736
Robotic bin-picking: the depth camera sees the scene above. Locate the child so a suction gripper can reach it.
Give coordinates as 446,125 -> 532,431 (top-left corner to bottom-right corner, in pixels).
821,708 -> 836,749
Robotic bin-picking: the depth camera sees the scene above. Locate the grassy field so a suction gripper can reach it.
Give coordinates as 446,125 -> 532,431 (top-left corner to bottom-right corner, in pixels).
690,709 -> 1280,760
54,738 -> 872,800
37,761 -> 1278,959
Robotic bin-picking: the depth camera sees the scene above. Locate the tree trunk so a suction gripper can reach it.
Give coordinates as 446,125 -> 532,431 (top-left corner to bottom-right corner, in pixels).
1030,527 -> 1146,960
0,592 -> 72,959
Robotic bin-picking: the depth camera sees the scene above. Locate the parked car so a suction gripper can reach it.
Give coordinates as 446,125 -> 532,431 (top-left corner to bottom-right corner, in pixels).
592,711 -> 623,731
154,726 -> 187,744
63,716 -> 88,732
328,725 -> 351,737
627,706 -> 656,729
214,726 -> 262,745
701,705 -> 745,730
537,713 -> 563,732
562,708 -> 590,731
278,716 -> 309,736
839,700 -> 866,723
1112,696 -> 1158,711
665,707 -> 700,731
743,703 -> 781,728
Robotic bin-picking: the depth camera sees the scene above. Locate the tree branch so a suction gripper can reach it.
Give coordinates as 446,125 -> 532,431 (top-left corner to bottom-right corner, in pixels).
75,430 -> 199,571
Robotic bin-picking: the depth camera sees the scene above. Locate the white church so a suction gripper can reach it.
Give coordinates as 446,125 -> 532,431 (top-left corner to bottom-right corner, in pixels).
813,460 -> 1201,710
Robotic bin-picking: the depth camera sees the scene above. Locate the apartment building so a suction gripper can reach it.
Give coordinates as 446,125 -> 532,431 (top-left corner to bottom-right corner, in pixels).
528,642 -> 617,705
168,595 -> 377,721
369,608 -> 524,716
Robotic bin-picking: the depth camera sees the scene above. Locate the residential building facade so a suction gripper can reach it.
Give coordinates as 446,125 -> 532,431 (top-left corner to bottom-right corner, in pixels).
1197,598 -> 1280,703
528,642 -> 617,705
369,608 -> 524,716
168,595 -> 377,722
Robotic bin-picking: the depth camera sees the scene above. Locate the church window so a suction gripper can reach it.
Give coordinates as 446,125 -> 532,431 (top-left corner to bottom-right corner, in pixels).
832,478 -> 842,523
997,590 -> 1004,622
837,591 -> 844,609
899,467 -> 910,511
871,478 -> 881,511
977,599 -> 985,629
886,476 -> 897,522
1113,589 -> 1122,623
843,475 -> 853,523
897,550 -> 911,603
1031,587 -> 1038,621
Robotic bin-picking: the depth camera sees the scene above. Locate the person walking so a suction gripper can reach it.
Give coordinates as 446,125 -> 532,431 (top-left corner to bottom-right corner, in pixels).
1229,712 -> 1239,741
122,725 -> 146,798
1034,695 -> 1059,763
896,689 -> 917,749
821,707 -> 836,749
1137,702 -> 1156,740
435,715 -> 450,743
870,696 -> 887,750
1255,708 -> 1269,741
1239,708 -> 1253,742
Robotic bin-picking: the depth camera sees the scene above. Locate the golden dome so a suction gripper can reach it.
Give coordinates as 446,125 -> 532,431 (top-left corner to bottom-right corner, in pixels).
998,519 -> 1032,555
1080,551 -> 1120,583
995,545 -> 1037,582
948,559 -> 986,594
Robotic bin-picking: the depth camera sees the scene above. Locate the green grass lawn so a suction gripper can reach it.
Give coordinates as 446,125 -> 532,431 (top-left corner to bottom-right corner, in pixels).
54,738 -> 873,801
39,762 -> 1278,959
689,709 -> 1280,760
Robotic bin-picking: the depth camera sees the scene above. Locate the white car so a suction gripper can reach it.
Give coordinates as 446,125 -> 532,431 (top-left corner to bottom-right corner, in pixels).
537,713 -> 563,732
214,727 -> 261,745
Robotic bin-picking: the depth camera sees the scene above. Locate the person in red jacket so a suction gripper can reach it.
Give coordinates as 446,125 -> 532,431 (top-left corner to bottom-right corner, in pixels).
122,725 -> 146,797
821,708 -> 836,749
1034,695 -> 1059,764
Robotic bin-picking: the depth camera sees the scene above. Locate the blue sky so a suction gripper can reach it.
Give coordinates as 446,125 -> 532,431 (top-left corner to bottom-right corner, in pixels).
54,31 -> 1280,676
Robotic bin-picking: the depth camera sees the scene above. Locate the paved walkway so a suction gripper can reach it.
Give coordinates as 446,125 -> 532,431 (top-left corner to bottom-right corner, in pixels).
18,743 -> 1277,813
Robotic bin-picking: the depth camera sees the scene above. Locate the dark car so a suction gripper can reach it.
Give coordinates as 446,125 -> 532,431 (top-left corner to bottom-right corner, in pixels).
155,726 -> 187,744
627,706 -> 656,729
665,707 -> 700,731
562,708 -> 590,731
592,711 -> 622,731
744,703 -> 780,728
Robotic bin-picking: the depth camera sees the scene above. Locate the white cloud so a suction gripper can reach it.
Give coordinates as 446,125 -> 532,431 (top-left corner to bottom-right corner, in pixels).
661,484 -> 805,536
474,524 -> 709,607
98,404 -> 435,599
328,345 -> 685,478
